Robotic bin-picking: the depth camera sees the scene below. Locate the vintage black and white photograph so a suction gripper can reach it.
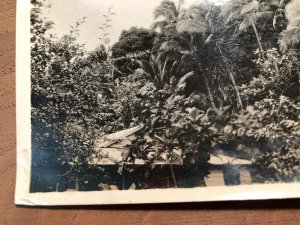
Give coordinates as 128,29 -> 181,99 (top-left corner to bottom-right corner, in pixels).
15,0 -> 300,205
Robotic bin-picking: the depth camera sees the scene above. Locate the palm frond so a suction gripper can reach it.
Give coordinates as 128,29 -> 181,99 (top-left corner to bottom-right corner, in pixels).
225,11 -> 241,24
186,2 -> 210,19
154,8 -> 176,21
240,0 -> 259,15
176,1 -> 221,34
180,53 -> 195,64
177,32 -> 194,50
220,0 -> 244,18
177,71 -> 195,87
280,27 -> 300,52
160,58 -> 169,82
156,49 -> 183,69
169,60 -> 179,75
154,49 -> 183,82
151,20 -> 169,30
137,59 -> 156,79
204,33 -> 213,44
154,0 -> 178,20
159,41 -> 184,52
258,2 -> 279,12
162,23 -> 178,34
177,19 -> 209,34
285,0 -> 300,23
239,15 -> 253,30
254,10 -> 274,21
239,11 -> 274,31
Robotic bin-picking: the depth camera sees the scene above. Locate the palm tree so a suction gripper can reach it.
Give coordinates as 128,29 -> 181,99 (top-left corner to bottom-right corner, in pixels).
174,2 -> 222,110
138,51 -> 184,89
174,2 -> 246,110
221,0 -> 282,59
176,1 -> 220,34
280,0 -> 300,51
152,0 -> 185,32
141,51 -> 196,88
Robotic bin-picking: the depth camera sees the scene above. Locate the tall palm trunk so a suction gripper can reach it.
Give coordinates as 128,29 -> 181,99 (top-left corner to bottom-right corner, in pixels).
228,70 -> 244,109
197,63 -> 217,111
218,46 -> 244,110
251,20 -> 265,60
202,68 -> 217,111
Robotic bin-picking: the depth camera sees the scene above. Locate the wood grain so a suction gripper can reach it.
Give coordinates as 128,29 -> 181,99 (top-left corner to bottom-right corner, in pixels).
0,1 -> 299,224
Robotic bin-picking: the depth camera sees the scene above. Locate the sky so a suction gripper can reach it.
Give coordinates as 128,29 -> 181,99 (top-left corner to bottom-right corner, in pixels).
42,0 -> 226,51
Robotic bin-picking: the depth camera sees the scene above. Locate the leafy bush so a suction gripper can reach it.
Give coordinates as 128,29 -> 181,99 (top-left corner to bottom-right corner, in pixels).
111,27 -> 157,76
240,48 -> 300,103
226,96 -> 300,181
31,0 -> 116,190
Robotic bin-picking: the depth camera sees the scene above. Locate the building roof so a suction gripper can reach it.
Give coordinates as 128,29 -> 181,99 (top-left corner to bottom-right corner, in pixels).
90,125 -> 252,166
209,155 -> 252,165
94,124 -> 144,148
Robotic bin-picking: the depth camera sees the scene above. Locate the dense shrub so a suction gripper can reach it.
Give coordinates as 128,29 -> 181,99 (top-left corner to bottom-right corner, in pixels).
111,27 -> 157,76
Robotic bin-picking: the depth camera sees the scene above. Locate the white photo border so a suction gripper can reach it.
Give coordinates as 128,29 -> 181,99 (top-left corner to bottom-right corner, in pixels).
15,0 -> 300,206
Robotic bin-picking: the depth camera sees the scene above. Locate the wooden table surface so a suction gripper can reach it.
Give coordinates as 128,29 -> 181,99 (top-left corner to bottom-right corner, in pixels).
0,1 -> 299,224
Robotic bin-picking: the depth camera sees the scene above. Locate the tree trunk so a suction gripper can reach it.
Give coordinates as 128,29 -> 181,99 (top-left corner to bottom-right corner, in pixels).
197,64 -> 217,111
75,176 -> 80,191
251,20 -> 265,60
228,71 -> 244,109
203,72 -> 218,111
56,182 -> 59,192
217,46 -> 243,110
170,164 -> 178,188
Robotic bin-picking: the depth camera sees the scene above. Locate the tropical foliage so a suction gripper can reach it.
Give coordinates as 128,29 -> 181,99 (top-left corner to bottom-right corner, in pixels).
111,27 -> 157,76
31,0 -> 300,191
